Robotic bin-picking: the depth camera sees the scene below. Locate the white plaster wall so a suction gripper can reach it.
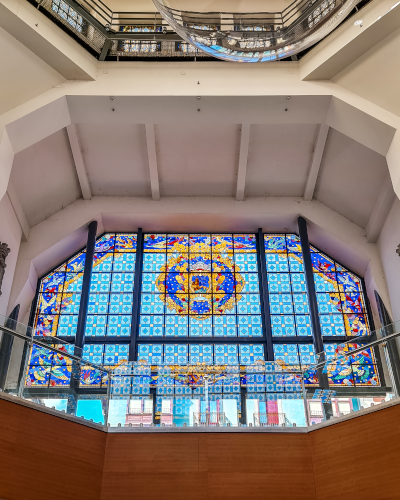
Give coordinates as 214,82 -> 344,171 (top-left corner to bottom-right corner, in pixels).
0,193 -> 22,316
378,197 -> 400,321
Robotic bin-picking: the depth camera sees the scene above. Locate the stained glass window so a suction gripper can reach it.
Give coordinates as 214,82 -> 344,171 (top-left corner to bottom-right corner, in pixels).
137,343 -> 264,365
264,235 -> 312,337
30,231 -> 378,391
139,234 -> 262,337
323,343 -> 380,387
26,343 -> 74,387
87,234 -> 136,337
120,41 -> 161,53
310,245 -> 369,337
33,250 -> 85,337
52,0 -> 84,32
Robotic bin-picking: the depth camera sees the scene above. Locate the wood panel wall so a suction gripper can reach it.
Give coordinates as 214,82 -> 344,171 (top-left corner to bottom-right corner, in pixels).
101,433 -> 316,500
0,398 -> 106,500
310,403 -> 400,500
2,398 -> 400,500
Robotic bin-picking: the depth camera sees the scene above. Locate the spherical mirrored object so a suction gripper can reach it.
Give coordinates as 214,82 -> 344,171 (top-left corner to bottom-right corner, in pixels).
153,0 -> 359,62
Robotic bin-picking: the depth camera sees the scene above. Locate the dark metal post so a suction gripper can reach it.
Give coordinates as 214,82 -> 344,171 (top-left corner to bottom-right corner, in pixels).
298,216 -> 332,420
75,220 -> 98,355
257,228 -> 274,361
129,228 -> 144,361
240,386 -> 247,425
68,220 -> 97,415
0,304 -> 20,391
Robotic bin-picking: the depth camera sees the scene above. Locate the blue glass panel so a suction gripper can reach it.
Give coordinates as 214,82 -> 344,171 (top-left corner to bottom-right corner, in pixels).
189,317 -> 212,336
237,315 -> 263,337
271,315 -> 296,336
58,315 -> 78,336
320,314 -> 346,336
295,315 -> 313,336
138,315 -> 164,336
266,273 -> 291,293
269,293 -> 293,315
165,315 -> 188,336
214,315 -> 237,337
236,294 -> 261,315
85,315 -> 107,336
189,344 -> 213,364
106,315 -> 132,336
239,344 -> 264,364
164,344 -> 188,365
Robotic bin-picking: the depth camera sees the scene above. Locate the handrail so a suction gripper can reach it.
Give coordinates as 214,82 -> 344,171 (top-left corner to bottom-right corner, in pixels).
303,327 -> 400,374
0,323 -> 111,374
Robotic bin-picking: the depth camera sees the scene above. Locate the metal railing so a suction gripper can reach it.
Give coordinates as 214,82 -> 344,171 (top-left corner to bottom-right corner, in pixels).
28,0 -> 365,60
193,411 -> 227,426
253,412 -> 288,427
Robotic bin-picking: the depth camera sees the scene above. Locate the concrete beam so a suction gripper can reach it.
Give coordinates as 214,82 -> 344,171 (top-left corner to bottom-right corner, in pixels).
236,124 -> 250,201
0,0 -> 97,80
300,0 -> 400,81
7,180 -> 30,241
66,124 -> 91,200
145,124 -> 160,201
304,124 -> 329,201
366,173 -> 396,242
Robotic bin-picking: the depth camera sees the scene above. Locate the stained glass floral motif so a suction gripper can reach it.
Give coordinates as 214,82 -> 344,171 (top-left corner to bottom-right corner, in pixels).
33,251 -> 85,337
310,245 -> 369,337
25,343 -> 74,387
265,235 -> 312,337
87,234 -> 136,338
323,343 -> 380,386
139,234 -> 262,337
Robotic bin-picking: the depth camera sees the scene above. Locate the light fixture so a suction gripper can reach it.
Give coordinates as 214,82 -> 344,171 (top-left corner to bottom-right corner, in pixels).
354,19 -> 363,27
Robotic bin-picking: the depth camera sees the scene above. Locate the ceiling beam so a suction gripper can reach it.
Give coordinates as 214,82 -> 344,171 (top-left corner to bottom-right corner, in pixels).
7,180 -> 30,241
66,124 -> 92,201
366,173 -> 396,243
236,124 -> 250,201
304,124 -> 329,201
145,124 -> 160,201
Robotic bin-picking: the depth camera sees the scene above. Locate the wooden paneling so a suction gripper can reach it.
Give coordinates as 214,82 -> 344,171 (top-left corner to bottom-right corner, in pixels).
310,403 -> 400,500
0,398 -> 106,500
3,396 -> 400,500
101,433 -> 316,500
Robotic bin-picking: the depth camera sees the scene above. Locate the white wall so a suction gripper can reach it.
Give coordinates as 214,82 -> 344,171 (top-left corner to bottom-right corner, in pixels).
378,197 -> 400,321
0,193 -> 22,316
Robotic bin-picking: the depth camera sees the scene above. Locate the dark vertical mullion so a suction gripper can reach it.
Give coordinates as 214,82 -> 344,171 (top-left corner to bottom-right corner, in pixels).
129,228 -> 144,361
298,217 -> 333,420
360,281 -> 386,388
75,220 -> 98,356
257,229 -> 273,361
297,217 -> 324,355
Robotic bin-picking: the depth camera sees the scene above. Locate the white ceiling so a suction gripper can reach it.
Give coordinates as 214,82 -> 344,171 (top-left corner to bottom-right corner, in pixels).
157,123 -> 239,197
6,95 -> 393,235
246,124 -> 319,197
11,128 -> 81,227
314,128 -> 389,228
78,123 -> 151,197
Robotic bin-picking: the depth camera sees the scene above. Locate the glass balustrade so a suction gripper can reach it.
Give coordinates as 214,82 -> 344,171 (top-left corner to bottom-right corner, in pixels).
1,314 -> 400,429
